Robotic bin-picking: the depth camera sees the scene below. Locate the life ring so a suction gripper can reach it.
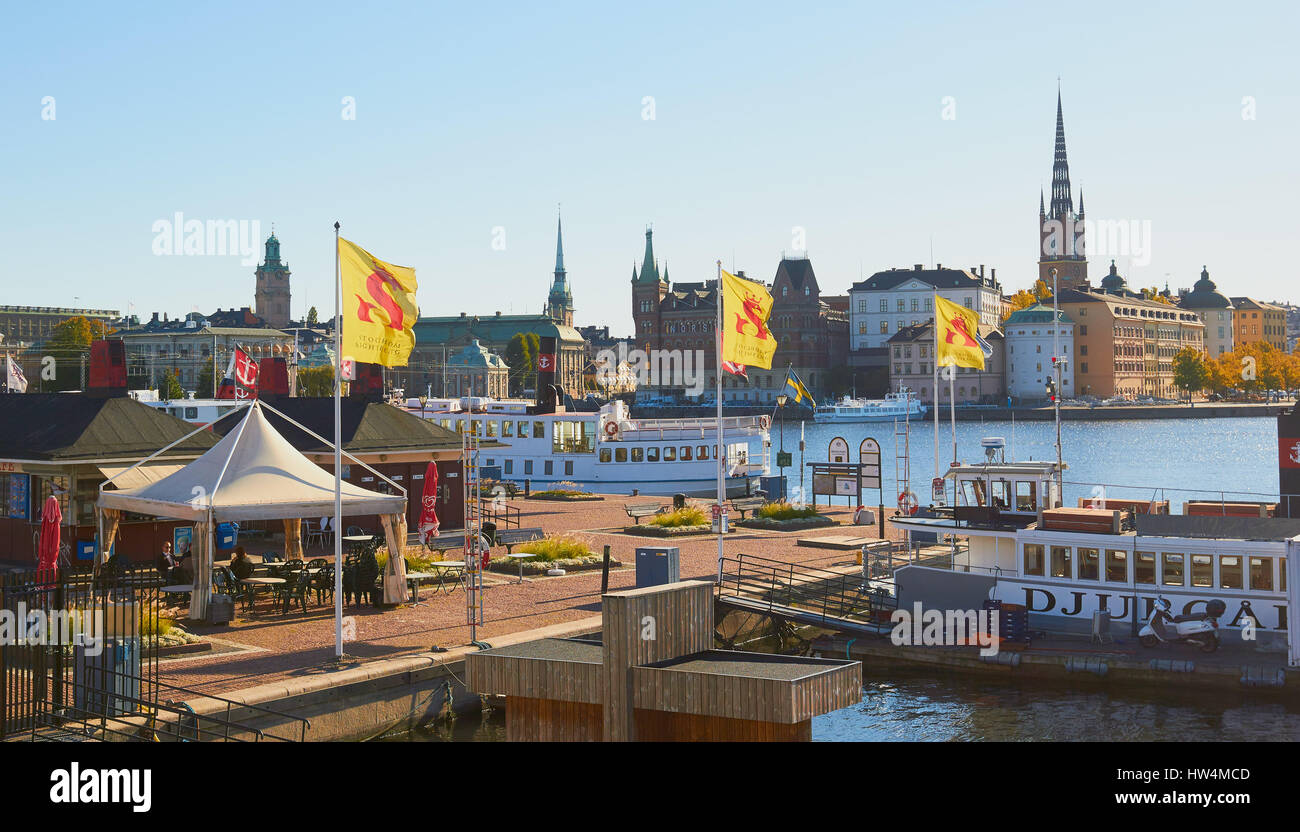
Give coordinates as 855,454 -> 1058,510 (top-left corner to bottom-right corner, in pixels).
759,415 -> 771,430
897,491 -> 919,515
603,420 -> 620,438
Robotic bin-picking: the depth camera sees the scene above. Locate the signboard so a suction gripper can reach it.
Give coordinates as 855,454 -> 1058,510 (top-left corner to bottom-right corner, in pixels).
173,526 -> 194,558
828,437 -> 849,464
776,451 -> 792,468
5,473 -> 30,520
858,438 -> 882,490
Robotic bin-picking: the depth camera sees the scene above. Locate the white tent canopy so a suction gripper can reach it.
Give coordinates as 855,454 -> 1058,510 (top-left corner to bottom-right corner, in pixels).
97,401 -> 412,620
98,402 -> 406,521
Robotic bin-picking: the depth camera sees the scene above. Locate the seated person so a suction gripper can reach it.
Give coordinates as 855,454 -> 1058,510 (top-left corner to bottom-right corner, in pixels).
156,541 -> 179,580
230,546 -> 254,580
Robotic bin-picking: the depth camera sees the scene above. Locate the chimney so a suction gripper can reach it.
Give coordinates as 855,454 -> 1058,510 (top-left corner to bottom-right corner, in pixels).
979,265 -> 985,278
151,312 -> 159,323
914,264 -> 923,271
459,312 -> 466,318
991,269 -> 996,282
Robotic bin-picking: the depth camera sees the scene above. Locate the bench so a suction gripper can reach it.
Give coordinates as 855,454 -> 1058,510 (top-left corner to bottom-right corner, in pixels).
730,496 -> 767,520
495,527 -> 544,553
625,502 -> 667,524
424,532 -> 467,555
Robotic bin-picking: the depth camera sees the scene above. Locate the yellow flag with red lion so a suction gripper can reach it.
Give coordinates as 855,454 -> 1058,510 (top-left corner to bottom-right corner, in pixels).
338,237 -> 419,367
934,294 -> 990,370
720,269 -> 777,369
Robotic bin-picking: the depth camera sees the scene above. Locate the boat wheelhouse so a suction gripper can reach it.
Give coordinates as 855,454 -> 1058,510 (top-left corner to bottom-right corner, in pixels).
405,398 -> 770,497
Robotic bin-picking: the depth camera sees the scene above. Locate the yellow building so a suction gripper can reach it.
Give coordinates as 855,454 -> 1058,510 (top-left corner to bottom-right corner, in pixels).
1230,297 -> 1287,352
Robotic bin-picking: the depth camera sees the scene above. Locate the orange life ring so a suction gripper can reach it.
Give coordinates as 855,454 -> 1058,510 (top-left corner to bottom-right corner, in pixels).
760,415 -> 771,430
898,490 -> 919,515
604,420 -> 620,437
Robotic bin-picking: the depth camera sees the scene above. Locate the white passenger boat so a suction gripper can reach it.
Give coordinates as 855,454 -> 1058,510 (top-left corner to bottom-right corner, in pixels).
884,438 -> 1299,646
405,398 -> 771,497
815,390 -> 926,423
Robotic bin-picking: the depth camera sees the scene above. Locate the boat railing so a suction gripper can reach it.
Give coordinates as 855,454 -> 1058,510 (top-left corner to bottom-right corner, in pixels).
623,414 -> 768,440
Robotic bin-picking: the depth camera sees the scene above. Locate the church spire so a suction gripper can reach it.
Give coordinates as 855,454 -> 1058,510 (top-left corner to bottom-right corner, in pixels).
634,226 -> 661,284
1050,90 -> 1074,220
554,209 -> 566,277
545,208 -> 573,326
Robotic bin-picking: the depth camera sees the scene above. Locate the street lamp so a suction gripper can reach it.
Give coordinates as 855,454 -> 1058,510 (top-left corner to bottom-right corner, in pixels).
776,393 -> 789,498
418,394 -> 428,422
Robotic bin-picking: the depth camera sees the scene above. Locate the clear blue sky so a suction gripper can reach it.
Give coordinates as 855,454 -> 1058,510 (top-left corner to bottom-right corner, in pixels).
2,0 -> 1296,335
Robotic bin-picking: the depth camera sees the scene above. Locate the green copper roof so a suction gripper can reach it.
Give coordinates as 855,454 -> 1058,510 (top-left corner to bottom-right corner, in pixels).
633,227 -> 662,284
1004,303 -> 1073,325
447,339 -> 508,369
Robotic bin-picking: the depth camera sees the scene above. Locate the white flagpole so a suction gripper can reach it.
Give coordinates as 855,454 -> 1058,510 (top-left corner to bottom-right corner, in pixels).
715,260 -> 725,582
333,221 -> 344,660
949,367 -> 957,465
933,311 -> 940,496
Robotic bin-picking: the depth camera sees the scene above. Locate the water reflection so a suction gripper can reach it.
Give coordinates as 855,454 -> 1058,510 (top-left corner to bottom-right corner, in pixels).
815,671 -> 1300,741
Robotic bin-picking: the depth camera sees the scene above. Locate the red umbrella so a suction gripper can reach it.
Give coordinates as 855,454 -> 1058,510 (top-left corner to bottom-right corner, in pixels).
37,494 -> 61,572
418,462 -> 440,543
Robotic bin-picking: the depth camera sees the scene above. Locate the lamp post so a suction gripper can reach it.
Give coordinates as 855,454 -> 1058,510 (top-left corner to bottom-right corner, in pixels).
418,394 -> 428,422
1050,267 -> 1064,507
776,393 -> 788,499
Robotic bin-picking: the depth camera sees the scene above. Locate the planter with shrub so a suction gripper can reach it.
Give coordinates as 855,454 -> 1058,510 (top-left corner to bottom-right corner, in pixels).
488,535 -> 621,575
734,501 -> 836,531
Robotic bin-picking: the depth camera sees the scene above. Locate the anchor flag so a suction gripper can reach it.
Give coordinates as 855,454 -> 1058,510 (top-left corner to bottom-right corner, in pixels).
217,346 -> 258,400
5,355 -> 27,393
720,269 -> 776,369
338,238 -> 418,368
934,295 -> 990,370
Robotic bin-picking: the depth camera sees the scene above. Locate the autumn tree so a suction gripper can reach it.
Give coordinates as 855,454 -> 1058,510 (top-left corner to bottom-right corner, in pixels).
158,369 -> 185,400
297,365 -> 336,397
1002,280 -> 1052,321
44,316 -> 116,390
307,306 -> 319,325
1172,346 -> 1209,399
504,332 -> 541,394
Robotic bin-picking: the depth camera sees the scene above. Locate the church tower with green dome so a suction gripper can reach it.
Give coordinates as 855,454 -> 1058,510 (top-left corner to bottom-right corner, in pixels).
543,212 -> 575,327
254,231 -> 292,329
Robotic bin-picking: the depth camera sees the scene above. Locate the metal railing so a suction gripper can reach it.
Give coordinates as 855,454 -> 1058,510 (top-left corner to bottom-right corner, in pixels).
717,553 -> 897,628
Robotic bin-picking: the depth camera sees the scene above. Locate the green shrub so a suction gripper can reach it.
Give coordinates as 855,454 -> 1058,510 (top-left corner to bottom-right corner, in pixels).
509,534 -> 590,562
649,506 -> 708,528
756,501 -> 820,521
140,614 -> 175,638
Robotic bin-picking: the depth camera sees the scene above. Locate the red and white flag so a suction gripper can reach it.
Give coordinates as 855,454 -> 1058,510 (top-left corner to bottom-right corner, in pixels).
217,346 -> 259,400
721,360 -> 747,380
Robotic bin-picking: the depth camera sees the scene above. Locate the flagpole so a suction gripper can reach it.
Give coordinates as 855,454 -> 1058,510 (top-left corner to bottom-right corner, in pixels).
933,311 -> 940,499
715,260 -> 725,583
333,221 -> 344,661
949,367 -> 956,465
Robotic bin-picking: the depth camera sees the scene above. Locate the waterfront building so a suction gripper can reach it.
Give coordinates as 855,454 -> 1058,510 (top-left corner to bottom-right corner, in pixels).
886,321 -> 1006,405
411,313 -> 584,398
1050,268 -> 1205,399
849,265 -> 1002,352
1230,296 -> 1288,353
1004,303 -> 1075,401
631,229 -> 845,402
443,339 -> 510,398
1177,267 -> 1235,357
0,305 -> 119,345
1038,92 -> 1088,289
254,233 -> 292,330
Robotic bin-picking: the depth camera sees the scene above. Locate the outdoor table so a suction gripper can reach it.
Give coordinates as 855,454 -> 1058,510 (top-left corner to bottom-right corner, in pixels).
430,561 -> 466,594
240,576 -> 285,609
504,552 -> 537,584
160,584 -> 194,593
342,535 -> 373,544
403,572 -> 435,605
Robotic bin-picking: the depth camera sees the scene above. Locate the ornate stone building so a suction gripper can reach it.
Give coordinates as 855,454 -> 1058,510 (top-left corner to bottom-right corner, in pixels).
543,214 -> 575,327
254,233 -> 292,329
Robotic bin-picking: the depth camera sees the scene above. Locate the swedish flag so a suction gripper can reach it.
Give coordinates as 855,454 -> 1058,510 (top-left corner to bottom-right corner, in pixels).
781,369 -> 815,409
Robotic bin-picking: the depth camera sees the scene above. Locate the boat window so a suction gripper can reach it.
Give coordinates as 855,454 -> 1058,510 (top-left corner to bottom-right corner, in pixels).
439,419 -> 451,430
502,421 -> 514,438
1078,547 -> 1099,581
697,445 -> 709,460
1190,555 -> 1213,588
470,419 -> 482,436
1050,546 -> 1071,578
517,421 -> 530,438
1135,551 -> 1156,584
599,448 -> 611,462
552,420 -> 593,454
631,447 -> 644,462
524,460 -> 533,475
564,460 -> 573,476
1023,544 -> 1044,576
663,446 -> 677,462
647,447 -> 660,462
991,480 -> 1010,510
486,420 -> 497,438
1105,550 -> 1128,582
504,460 -> 513,475
615,448 -> 628,462
185,407 -> 198,420
455,420 -> 465,434
533,421 -> 545,439
1250,556 -> 1274,591
680,446 -> 693,461
1015,481 -> 1037,511
960,481 -> 981,507
1282,559 -> 1287,592
1162,553 -> 1184,586
1220,556 -> 1243,590
544,460 -> 553,475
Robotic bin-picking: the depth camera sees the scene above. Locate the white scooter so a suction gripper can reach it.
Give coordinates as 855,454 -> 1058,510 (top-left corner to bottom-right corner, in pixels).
1139,596 -> 1224,653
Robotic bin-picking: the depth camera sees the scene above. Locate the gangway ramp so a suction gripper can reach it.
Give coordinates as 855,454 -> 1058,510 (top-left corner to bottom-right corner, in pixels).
716,553 -> 896,636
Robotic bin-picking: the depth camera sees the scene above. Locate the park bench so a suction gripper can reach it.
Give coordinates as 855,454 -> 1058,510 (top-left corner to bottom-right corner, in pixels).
495,527 -> 544,553
424,531 -> 468,555
729,496 -> 767,520
625,502 -> 667,524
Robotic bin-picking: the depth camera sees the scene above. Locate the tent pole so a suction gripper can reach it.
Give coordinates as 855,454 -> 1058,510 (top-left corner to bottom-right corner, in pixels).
333,222 -> 344,661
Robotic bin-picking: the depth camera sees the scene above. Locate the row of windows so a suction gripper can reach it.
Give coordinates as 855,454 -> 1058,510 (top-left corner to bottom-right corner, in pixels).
599,444 -> 724,463
496,458 -> 573,477
1024,544 -> 1283,591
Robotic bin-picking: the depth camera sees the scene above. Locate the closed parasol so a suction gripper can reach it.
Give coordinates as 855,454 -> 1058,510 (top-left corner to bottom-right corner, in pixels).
418,461 -> 440,543
37,494 -> 61,572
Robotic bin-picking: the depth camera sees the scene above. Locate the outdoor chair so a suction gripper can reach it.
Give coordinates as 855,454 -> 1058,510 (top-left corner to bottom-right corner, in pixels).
305,518 -> 329,550
261,552 -> 281,563
310,566 -> 335,605
305,558 -> 328,571
280,570 -> 314,615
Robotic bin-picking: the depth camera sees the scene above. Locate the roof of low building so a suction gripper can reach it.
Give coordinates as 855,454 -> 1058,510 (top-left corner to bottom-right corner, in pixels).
1004,303 -> 1074,326
210,398 -> 463,454
447,339 -> 508,369
852,266 -> 994,293
0,394 -> 218,461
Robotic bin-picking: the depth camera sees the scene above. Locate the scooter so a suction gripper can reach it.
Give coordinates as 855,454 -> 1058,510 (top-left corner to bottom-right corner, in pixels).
1139,596 -> 1225,653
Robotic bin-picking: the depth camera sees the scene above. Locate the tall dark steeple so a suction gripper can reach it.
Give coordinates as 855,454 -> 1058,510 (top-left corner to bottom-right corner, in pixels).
544,209 -> 574,327
1038,88 -> 1089,289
